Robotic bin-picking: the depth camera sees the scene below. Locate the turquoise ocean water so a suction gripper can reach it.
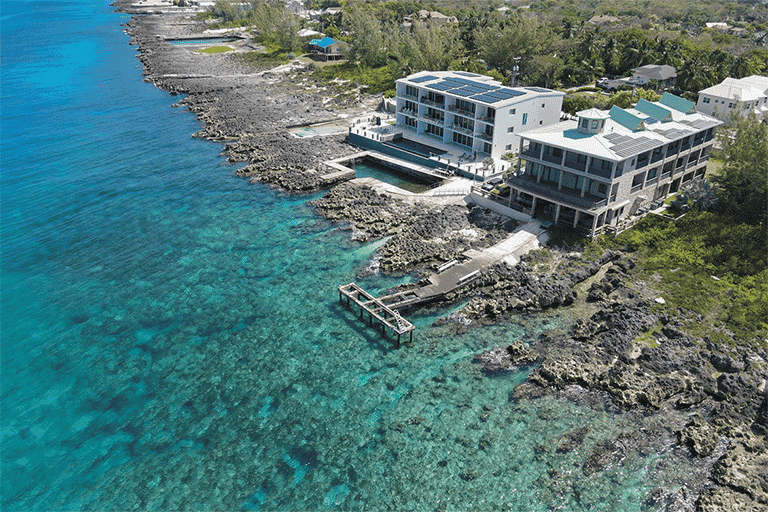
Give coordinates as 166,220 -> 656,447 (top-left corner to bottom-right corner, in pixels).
2,2 -> 690,510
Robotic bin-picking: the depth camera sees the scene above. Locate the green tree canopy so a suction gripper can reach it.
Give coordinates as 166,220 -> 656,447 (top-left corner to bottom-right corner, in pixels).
713,115 -> 768,226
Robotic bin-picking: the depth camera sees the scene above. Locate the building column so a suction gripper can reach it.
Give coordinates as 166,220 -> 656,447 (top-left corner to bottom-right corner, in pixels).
554,203 -> 562,224
573,210 -> 580,229
517,139 -> 524,175
530,196 -> 537,215
590,214 -> 598,237
580,175 -> 589,197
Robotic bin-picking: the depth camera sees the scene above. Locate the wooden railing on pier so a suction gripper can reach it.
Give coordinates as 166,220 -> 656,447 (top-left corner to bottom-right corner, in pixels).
338,283 -> 415,348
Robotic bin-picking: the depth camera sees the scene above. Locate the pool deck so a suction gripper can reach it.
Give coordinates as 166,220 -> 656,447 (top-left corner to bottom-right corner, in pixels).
349,121 -> 509,180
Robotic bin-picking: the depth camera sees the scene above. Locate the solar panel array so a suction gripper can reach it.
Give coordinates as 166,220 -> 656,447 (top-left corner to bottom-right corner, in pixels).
408,75 -> 541,105
410,75 -> 438,83
608,135 -> 662,158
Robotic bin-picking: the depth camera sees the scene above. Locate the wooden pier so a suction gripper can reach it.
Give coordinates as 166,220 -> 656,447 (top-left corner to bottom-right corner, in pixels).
338,283 -> 415,348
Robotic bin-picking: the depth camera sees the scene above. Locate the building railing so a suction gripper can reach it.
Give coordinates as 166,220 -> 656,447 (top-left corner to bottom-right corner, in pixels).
542,153 -> 562,165
563,159 -> 586,171
587,166 -> 612,179
651,153 -> 664,164
402,92 -> 418,99
476,114 -> 494,123
686,159 -> 698,169
422,113 -> 444,123
510,175 -> 608,210
451,124 -> 474,136
631,183 -> 643,193
520,149 -> 540,160
636,158 -> 649,169
476,132 -> 493,141
420,97 -> 445,108
446,104 -> 474,116
693,137 -> 704,147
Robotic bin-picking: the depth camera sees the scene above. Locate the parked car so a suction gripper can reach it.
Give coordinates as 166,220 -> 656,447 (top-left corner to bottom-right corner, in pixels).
482,178 -> 502,191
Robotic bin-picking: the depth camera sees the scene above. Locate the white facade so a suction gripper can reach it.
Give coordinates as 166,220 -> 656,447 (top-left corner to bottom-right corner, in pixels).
696,75 -> 768,121
395,71 -> 564,159
503,93 -> 722,236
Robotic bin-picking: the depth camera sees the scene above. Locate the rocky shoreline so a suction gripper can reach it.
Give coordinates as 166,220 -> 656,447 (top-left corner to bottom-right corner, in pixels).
116,2 -> 766,511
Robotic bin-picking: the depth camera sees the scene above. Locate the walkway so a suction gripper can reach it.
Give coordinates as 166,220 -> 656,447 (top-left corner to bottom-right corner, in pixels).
380,220 -> 547,309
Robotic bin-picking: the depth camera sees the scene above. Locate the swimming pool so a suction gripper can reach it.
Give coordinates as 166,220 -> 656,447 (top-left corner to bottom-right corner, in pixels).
353,158 -> 438,193
385,137 -> 446,158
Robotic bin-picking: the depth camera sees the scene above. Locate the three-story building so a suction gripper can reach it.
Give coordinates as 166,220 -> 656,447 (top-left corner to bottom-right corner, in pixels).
504,93 -> 721,236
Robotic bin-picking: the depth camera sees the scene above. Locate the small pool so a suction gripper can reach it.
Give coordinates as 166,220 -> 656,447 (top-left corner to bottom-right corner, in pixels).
353,158 -> 438,193
167,37 -> 236,46
386,137 -> 446,158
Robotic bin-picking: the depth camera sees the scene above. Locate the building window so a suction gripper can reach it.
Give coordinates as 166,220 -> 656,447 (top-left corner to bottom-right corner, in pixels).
425,123 -> 443,138
453,115 -> 473,131
702,97 -> 710,104
539,120 -> 543,124
522,113 -> 528,125
484,142 -> 492,154
404,116 -> 416,128
486,107 -> 495,120
452,131 -> 472,147
728,103 -> 735,108
455,99 -> 475,114
405,85 -> 418,97
542,103 -> 546,108
590,120 -> 599,129
507,126 -> 514,133
510,108 -> 516,115
581,118 -> 589,129
505,144 -> 512,151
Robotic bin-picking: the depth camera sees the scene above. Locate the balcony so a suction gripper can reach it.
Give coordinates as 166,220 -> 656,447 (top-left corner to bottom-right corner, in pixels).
693,137 -> 704,147
542,153 -> 562,165
510,174 -> 608,211
587,166 -> 612,179
447,104 -> 474,116
563,159 -> 586,172
402,91 -> 418,99
451,124 -> 474,136
521,148 -> 541,160
687,159 -> 698,169
422,113 -> 444,123
476,114 -> 494,124
399,108 -> 417,117
631,183 -> 643,193
650,152 -> 664,164
421,97 -> 445,109
476,131 -> 493,142
636,158 -> 649,169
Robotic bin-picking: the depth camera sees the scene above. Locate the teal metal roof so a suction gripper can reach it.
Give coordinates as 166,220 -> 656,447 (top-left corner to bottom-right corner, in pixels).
659,92 -> 695,114
309,37 -> 336,48
609,105 -> 645,131
635,99 -> 672,121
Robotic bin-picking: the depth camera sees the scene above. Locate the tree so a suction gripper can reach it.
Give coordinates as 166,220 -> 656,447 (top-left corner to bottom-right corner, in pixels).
344,2 -> 389,68
713,115 -> 768,226
475,15 -> 555,74
606,88 -> 660,109
562,94 -> 595,115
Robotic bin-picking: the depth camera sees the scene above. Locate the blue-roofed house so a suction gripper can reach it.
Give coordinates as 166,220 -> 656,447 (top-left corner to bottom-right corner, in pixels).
309,37 -> 343,61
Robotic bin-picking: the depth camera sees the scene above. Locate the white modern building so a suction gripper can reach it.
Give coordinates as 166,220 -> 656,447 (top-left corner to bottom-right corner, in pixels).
395,71 -> 564,160
696,75 -> 768,121
495,93 -> 722,236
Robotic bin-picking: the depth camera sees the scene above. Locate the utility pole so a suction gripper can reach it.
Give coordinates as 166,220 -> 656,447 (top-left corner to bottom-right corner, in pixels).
510,57 -> 521,87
